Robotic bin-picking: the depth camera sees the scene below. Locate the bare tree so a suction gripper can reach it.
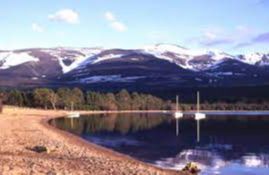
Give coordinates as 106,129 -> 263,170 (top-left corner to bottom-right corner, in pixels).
48,92 -> 58,110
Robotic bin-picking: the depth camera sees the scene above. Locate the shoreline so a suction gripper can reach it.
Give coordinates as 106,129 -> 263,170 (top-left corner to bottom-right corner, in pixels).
0,106 -> 185,175
2,106 -> 267,174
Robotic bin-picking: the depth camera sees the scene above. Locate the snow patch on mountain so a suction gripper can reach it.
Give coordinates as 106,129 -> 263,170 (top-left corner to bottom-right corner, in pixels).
91,54 -> 124,64
42,47 -> 103,73
77,75 -> 146,83
238,53 -> 264,65
206,50 -> 233,61
144,44 -> 196,62
253,54 -> 269,66
143,44 -> 236,71
143,44 -> 199,70
144,44 -> 203,56
0,52 -> 39,69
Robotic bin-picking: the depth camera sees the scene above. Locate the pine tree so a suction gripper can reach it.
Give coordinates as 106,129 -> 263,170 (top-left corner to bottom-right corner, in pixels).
116,89 -> 131,110
7,90 -> 24,107
33,88 -> 58,109
71,88 -> 85,110
57,88 -> 72,110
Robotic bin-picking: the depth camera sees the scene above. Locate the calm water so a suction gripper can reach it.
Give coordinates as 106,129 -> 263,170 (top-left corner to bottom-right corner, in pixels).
51,113 -> 269,175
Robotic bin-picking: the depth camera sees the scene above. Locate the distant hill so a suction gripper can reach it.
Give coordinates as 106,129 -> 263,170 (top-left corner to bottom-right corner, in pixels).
1,44 -> 269,99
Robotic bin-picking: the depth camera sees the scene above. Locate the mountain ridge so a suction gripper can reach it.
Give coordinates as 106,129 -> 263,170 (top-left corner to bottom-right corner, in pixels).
1,44 -> 268,72
0,44 -> 269,90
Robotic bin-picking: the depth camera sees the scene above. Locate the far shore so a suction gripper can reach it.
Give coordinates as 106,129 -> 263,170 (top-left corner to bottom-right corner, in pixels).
0,106 -> 188,175
4,105 -> 269,115
60,109 -> 269,115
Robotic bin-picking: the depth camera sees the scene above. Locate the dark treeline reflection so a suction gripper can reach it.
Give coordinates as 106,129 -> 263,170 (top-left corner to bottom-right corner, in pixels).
51,114 -> 269,137
51,114 -> 269,156
51,113 -> 269,175
51,113 -> 173,135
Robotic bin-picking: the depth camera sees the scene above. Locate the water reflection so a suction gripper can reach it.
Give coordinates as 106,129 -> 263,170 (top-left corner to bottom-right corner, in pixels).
51,113 -> 269,175
52,113 -> 172,135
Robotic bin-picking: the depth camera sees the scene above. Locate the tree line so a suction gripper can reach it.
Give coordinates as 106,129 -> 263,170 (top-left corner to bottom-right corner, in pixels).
0,88 -> 172,111
1,88 -> 269,111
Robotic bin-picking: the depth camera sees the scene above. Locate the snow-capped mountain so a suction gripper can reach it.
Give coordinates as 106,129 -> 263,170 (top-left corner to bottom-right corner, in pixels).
0,47 -> 103,72
237,53 -> 269,66
0,44 -> 269,89
41,47 -> 103,73
0,51 -> 39,69
143,44 -> 238,71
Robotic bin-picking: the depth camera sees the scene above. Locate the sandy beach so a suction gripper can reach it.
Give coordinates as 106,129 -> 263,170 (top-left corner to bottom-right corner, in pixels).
0,106 -> 187,175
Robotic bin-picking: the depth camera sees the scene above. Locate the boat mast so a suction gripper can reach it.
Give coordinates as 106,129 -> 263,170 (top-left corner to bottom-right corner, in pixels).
175,95 -> 182,136
195,91 -> 206,143
197,91 -> 200,112
176,95 -> 179,111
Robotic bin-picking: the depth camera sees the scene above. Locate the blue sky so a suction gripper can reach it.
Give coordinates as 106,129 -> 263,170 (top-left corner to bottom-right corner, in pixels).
1,0 -> 269,53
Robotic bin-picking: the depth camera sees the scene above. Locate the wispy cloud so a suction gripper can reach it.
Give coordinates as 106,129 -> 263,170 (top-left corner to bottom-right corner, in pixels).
110,21 -> 127,32
253,32 -> 269,42
190,26 -> 257,48
258,0 -> 269,4
234,42 -> 253,49
49,9 -> 79,24
32,23 -> 44,33
105,12 -> 116,21
191,27 -> 234,47
148,31 -> 170,41
235,31 -> 269,48
104,11 -> 127,32
199,30 -> 234,46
